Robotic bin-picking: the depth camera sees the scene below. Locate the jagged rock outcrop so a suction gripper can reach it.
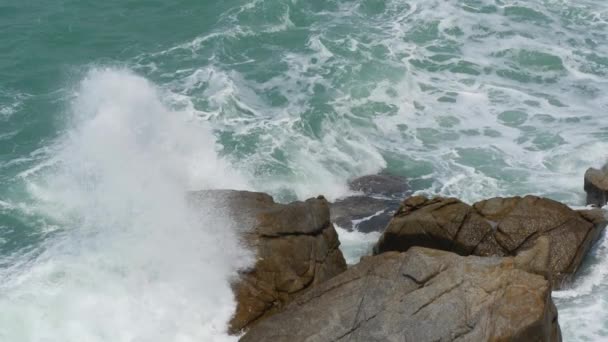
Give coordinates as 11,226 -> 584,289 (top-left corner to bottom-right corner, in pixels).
330,173 -> 409,233
241,239 -> 561,342
374,195 -> 607,288
585,166 -> 608,207
189,190 -> 347,334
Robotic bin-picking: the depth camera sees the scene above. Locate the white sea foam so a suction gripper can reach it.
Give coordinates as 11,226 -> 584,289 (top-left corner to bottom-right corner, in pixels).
0,69 -> 252,342
128,0 -> 608,205
335,226 -> 381,265
0,90 -> 28,120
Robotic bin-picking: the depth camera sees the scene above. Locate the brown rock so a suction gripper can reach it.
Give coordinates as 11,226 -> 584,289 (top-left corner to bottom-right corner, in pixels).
241,240 -> 561,342
189,190 -> 347,334
375,195 -> 607,289
585,167 -> 608,207
375,196 -> 494,256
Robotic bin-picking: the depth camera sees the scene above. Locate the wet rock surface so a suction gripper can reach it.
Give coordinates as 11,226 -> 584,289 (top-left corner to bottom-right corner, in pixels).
330,173 -> 409,233
330,196 -> 401,233
348,173 -> 409,197
585,166 -> 608,207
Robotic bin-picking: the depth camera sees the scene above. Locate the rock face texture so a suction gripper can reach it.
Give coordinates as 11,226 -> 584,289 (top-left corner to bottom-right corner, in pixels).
374,195 -> 607,288
585,166 -> 608,207
241,241 -> 561,342
330,173 -> 409,233
189,190 -> 347,334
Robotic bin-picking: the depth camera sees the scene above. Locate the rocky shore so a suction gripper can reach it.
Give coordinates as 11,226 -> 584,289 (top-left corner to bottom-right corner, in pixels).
195,168 -> 607,341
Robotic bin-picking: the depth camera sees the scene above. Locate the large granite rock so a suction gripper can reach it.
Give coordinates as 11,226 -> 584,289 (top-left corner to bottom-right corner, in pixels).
330,173 -> 409,233
374,195 -> 607,288
585,166 -> 608,207
189,190 -> 347,334
241,239 -> 561,342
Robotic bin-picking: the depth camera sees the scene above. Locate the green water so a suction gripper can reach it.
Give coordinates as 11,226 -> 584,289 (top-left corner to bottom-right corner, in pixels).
1,0 -> 608,340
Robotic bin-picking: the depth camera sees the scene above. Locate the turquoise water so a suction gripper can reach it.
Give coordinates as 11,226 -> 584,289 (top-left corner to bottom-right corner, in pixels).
1,0 -> 608,340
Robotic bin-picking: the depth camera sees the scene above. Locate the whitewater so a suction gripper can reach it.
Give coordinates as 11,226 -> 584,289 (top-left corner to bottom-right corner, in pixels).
1,0 -> 608,340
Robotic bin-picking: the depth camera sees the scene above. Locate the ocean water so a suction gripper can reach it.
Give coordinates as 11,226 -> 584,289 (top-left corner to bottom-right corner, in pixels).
1,0 -> 608,340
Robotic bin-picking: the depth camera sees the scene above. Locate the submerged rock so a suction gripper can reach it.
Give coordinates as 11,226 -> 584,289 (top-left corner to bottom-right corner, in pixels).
330,173 -> 409,233
585,166 -> 608,207
189,190 -> 347,334
374,195 -> 607,289
330,196 -> 401,233
348,173 -> 409,197
241,240 -> 561,342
